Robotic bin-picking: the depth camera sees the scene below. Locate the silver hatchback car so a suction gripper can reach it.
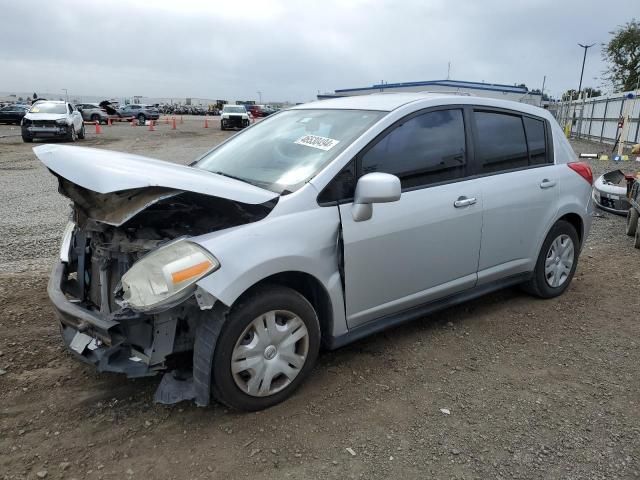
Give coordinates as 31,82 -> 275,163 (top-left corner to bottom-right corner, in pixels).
37,93 -> 593,411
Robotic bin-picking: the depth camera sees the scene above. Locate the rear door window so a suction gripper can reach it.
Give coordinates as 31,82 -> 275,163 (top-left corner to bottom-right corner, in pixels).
473,111 -> 528,173
360,109 -> 467,189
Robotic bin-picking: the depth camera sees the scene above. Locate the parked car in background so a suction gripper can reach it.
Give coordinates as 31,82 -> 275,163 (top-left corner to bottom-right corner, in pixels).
76,103 -> 109,124
220,105 -> 250,130
0,104 -> 28,124
21,101 -> 84,143
39,93 -> 592,411
117,104 -> 160,122
626,176 -> 640,248
246,105 -> 266,118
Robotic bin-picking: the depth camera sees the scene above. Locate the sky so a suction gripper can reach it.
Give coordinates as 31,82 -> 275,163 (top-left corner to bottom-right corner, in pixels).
0,0 -> 636,103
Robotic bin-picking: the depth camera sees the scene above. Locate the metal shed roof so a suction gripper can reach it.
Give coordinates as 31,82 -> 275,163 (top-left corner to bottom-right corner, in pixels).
335,79 -> 539,95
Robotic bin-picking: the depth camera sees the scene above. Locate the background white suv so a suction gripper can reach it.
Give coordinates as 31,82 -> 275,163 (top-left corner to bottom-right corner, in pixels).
220,104 -> 251,130
21,101 -> 84,143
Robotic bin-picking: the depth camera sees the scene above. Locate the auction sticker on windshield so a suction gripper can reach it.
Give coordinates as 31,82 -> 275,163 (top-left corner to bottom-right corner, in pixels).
294,135 -> 340,151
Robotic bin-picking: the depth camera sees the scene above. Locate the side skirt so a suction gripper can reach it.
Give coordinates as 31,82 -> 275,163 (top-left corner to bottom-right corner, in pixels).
325,272 -> 532,350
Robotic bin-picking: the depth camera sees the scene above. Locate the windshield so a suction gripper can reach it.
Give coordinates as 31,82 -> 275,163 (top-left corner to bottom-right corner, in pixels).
224,106 -> 246,114
195,109 -> 385,193
29,102 -> 66,114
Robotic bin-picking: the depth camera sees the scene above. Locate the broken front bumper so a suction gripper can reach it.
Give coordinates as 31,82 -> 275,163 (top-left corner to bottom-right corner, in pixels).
22,125 -> 70,138
48,261 -> 159,378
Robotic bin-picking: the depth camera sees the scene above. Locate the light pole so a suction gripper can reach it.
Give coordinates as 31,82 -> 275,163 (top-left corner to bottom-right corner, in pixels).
62,88 -> 68,102
577,43 -> 595,99
257,91 -> 262,104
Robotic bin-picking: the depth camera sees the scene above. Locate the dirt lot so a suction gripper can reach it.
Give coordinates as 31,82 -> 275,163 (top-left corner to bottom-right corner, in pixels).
1,119 -> 639,479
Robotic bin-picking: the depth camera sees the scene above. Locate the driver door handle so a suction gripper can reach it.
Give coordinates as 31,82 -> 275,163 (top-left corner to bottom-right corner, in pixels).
540,179 -> 556,189
454,196 -> 477,208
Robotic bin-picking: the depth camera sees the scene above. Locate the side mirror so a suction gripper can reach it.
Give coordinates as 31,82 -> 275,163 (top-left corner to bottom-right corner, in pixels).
351,172 -> 401,222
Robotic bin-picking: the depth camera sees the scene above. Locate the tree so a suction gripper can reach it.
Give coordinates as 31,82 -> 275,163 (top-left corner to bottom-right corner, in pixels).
603,19 -> 640,91
561,87 -> 602,101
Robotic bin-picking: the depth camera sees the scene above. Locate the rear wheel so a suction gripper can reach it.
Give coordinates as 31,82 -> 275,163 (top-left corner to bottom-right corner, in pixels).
211,285 -> 320,411
90,113 -> 100,123
626,208 -> 639,237
138,113 -> 146,124
522,220 -> 579,298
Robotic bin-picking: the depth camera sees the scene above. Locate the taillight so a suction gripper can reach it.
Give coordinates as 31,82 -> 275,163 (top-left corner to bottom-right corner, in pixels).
568,162 -> 593,185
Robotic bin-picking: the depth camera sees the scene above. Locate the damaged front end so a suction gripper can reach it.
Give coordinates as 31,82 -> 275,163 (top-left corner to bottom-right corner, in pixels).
50,181 -> 273,379
592,169 -> 636,215
35,143 -> 279,391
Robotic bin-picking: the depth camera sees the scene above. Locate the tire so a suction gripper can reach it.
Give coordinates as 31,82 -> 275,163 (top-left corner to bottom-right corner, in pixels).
522,220 -> 580,299
138,114 -> 146,123
77,124 -> 85,139
67,125 -> 77,142
22,136 -> 33,143
90,114 -> 100,123
211,285 -> 320,411
635,224 -> 640,249
626,208 -> 639,237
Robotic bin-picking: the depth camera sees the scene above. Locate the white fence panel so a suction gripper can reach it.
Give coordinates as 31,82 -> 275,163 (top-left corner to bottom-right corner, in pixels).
552,91 -> 640,145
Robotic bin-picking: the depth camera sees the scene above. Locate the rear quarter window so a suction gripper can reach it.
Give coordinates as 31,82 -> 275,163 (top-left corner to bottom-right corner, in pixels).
523,117 -> 548,166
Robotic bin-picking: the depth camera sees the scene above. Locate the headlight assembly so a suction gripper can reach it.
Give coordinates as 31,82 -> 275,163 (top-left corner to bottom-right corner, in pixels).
120,241 -> 219,312
56,118 -> 68,125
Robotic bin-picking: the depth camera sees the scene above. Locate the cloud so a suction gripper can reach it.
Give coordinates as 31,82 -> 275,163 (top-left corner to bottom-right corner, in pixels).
0,0 -> 634,102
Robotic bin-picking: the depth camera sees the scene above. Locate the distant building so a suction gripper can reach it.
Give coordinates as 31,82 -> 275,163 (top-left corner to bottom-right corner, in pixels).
318,79 -> 542,105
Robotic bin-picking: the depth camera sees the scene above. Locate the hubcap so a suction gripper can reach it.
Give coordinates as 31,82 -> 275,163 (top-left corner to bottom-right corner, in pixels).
544,234 -> 574,288
231,310 -> 309,397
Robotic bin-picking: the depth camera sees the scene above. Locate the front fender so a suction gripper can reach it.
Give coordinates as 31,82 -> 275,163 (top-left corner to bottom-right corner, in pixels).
192,206 -> 348,337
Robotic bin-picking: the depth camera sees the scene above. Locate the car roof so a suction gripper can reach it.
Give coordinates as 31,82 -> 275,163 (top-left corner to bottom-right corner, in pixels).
292,92 -> 550,118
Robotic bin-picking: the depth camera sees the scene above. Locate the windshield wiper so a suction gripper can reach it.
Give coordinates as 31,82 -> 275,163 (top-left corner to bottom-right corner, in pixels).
212,171 -> 283,194
212,171 -> 255,186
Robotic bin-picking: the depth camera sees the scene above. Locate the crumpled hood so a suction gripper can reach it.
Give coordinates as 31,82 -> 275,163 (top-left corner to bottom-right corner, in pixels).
33,144 -> 278,205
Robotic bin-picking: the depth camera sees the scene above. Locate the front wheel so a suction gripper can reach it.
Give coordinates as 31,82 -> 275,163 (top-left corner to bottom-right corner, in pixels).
211,285 -> 320,411
67,125 -> 77,142
522,220 -> 580,298
138,114 -> 146,124
78,124 -> 85,139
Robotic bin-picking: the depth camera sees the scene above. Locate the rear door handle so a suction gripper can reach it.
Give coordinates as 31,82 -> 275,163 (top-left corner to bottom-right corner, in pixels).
540,179 -> 556,189
454,196 -> 477,208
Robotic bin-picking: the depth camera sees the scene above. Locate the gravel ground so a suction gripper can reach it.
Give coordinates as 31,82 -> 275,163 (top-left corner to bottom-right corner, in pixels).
1,125 -> 639,479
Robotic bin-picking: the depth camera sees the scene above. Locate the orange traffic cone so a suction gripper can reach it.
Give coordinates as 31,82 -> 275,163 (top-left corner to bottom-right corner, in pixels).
204,116 -> 209,128
172,117 -> 177,130
148,120 -> 155,131
95,121 -> 102,134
